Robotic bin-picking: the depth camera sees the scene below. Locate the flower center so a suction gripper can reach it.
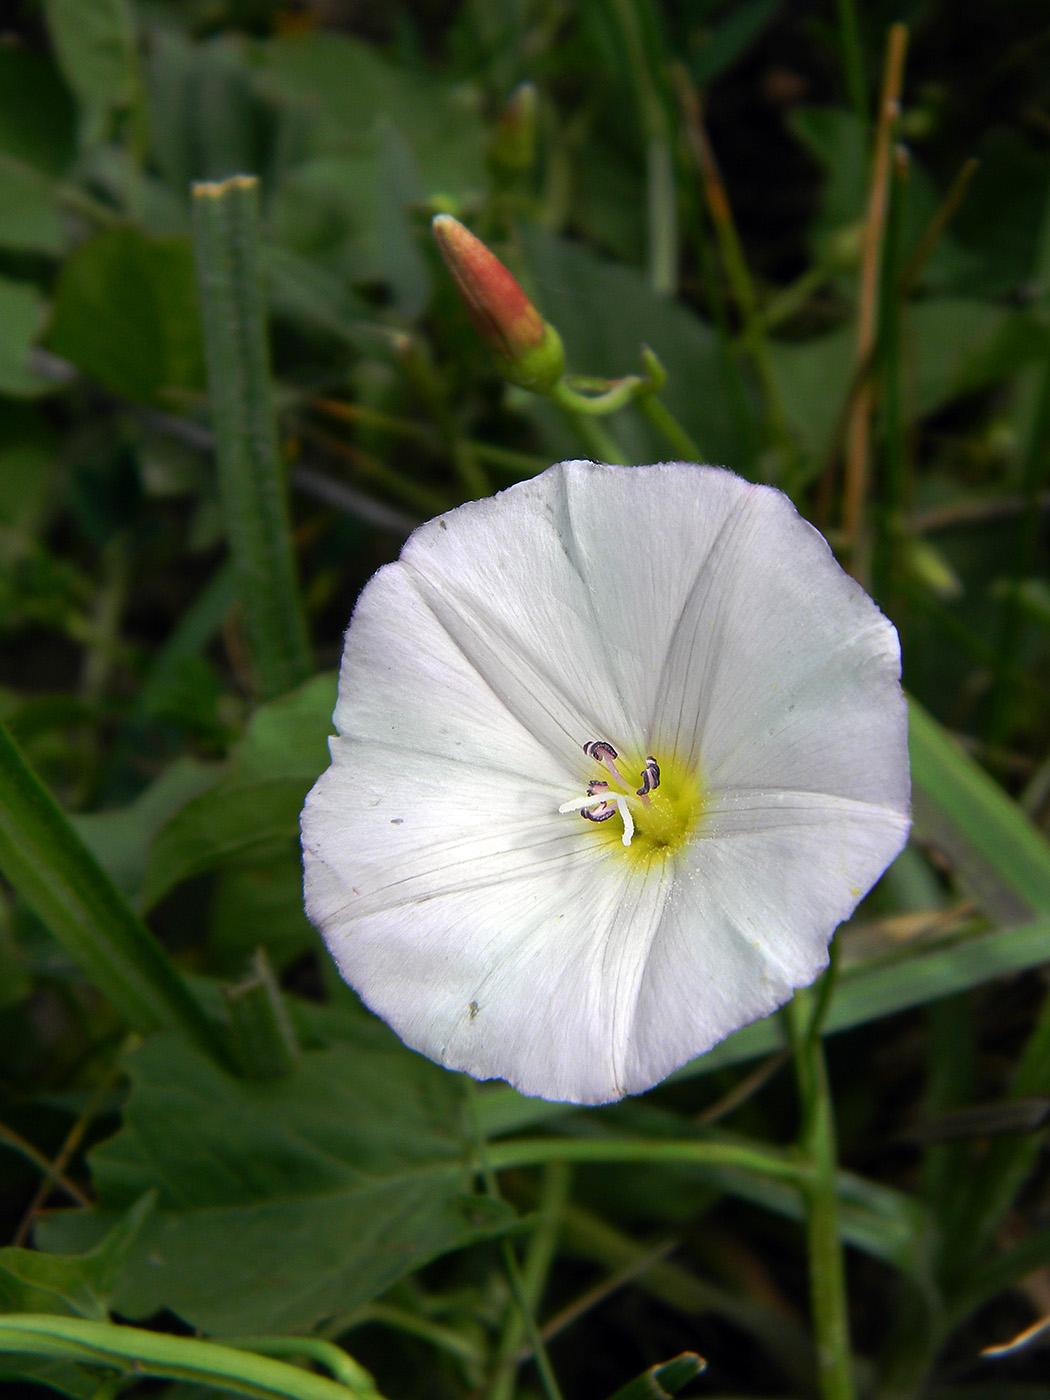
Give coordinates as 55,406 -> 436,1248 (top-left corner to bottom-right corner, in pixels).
559,739 -> 705,861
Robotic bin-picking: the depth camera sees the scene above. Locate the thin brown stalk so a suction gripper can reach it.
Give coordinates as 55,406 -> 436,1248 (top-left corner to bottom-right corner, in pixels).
673,65 -> 796,461
516,1238 -> 679,1361
899,157 -> 980,299
0,1121 -> 91,1227
908,489 -> 1050,533
842,24 -> 909,562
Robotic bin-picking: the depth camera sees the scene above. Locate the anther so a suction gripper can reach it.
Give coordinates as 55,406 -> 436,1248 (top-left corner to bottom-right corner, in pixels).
583,739 -> 630,791
637,757 -> 660,796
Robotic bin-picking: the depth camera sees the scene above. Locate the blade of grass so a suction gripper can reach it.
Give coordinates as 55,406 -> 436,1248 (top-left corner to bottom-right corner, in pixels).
0,718 -> 227,1065
834,0 -> 868,122
908,698 -> 1050,921
192,175 -> 312,701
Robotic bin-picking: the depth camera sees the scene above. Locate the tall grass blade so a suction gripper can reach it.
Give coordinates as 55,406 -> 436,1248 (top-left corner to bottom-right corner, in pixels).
192,175 -> 312,701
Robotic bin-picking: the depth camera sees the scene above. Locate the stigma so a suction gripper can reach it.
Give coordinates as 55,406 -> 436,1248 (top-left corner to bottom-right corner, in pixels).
558,740 -> 662,846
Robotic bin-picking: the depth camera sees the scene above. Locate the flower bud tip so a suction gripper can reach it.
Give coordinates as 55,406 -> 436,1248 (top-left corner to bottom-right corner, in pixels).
432,214 -> 564,392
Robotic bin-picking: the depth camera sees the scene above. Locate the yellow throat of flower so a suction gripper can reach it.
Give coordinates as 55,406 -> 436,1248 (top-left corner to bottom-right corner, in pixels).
560,741 -> 706,864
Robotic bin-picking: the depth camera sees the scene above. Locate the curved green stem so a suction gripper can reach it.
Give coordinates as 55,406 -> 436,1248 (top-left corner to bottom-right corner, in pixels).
482,1135 -> 807,1186
554,377 -> 646,417
0,1316 -> 382,1400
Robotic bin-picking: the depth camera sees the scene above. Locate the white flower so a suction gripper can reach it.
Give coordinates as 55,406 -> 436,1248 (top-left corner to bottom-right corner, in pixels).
301,461 -> 910,1105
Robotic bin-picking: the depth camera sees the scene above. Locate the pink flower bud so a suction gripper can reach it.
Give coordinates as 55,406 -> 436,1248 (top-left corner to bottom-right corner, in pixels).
432,214 -> 564,392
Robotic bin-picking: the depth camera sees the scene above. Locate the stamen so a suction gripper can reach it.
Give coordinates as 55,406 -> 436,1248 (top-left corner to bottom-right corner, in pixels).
637,757 -> 661,796
583,739 -> 631,790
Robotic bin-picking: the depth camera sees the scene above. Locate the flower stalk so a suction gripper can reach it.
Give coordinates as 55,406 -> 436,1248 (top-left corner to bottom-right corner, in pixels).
431,217 -> 705,464
787,985 -> 857,1400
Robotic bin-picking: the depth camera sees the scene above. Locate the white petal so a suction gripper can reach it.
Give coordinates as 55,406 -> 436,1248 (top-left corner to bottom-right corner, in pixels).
651,478 -> 909,812
390,463 -> 639,759
331,558 -> 573,788
622,787 -> 909,1092
303,747 -> 671,1103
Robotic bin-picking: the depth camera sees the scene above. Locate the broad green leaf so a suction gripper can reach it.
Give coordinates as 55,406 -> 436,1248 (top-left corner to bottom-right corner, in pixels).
141,672 -> 336,910
0,716 -> 226,1063
787,106 -> 976,290
72,759 -> 221,908
208,858 -> 318,974
192,175 -> 312,700
0,156 -> 64,256
905,300 -> 1050,419
249,31 -> 486,198
0,47 -> 77,173
42,0 -> 138,148
46,228 -> 205,404
0,46 -> 76,254
38,1034 -> 515,1334
0,277 -> 53,398
908,698 -> 1050,921
769,304 -> 1049,465
766,325 -> 852,465
787,106 -> 866,252
0,1193 -> 153,1318
266,145 -> 428,319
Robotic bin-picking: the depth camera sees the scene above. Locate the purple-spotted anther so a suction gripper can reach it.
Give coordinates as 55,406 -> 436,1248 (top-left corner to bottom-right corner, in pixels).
301,461 -> 910,1105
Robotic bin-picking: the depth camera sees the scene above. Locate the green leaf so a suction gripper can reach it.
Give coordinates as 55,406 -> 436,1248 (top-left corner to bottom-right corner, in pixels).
42,0 -> 138,148
249,31 -> 486,199
192,175 -> 312,700
0,406 -> 61,538
908,698 -> 1050,921
606,1351 -> 706,1400
0,1354 -> 101,1399
0,715 -> 226,1063
46,228 -> 206,404
72,759 -> 221,908
142,673 -> 335,911
768,304 -> 1048,465
0,1193 -> 153,1319
261,243 -> 371,347
0,277 -> 53,398
0,155 -> 65,256
38,1034 -> 516,1335
0,47 -> 77,175
691,0 -> 778,86
905,300 -> 1050,418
